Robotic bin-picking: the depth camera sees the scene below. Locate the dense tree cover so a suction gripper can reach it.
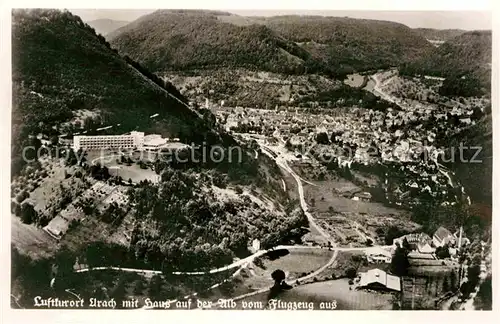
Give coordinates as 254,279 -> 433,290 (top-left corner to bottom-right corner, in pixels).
11,9 -> 217,175
438,73 -> 486,97
474,276 -> 492,310
260,15 -> 433,77
11,244 -> 234,308
125,168 -> 307,271
89,163 -> 110,181
444,115 -> 492,206
400,30 -> 492,95
110,11 -> 433,78
411,199 -> 489,240
384,226 -> 408,245
460,264 -> 481,299
295,85 -> 400,110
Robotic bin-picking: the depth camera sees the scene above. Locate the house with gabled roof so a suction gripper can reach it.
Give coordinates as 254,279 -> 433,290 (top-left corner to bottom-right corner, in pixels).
357,269 -> 401,292
417,242 -> 435,254
433,226 -> 456,247
365,246 -> 392,263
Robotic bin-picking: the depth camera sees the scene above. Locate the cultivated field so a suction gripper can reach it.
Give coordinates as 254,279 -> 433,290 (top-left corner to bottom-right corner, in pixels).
303,179 -> 419,247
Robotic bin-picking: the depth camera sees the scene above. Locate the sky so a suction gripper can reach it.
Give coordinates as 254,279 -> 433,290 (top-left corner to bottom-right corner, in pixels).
69,9 -> 492,30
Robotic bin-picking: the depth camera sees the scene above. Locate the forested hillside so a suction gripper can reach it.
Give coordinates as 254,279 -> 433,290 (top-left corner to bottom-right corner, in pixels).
400,30 -> 492,96
109,10 -> 322,75
11,9 -> 217,174
260,15 -> 433,75
109,10 -> 433,78
11,9 -> 307,281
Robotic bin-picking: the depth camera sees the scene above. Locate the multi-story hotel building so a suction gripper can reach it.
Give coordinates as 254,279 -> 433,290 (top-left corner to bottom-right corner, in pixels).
73,131 -> 145,151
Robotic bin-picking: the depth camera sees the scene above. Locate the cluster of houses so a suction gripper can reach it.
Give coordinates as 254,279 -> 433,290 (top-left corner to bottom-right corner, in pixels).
359,225 -> 468,267
392,226 -> 469,259
351,226 -> 469,293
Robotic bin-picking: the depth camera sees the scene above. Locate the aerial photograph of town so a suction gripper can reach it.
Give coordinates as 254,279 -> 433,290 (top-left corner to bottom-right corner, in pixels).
8,6 -> 493,313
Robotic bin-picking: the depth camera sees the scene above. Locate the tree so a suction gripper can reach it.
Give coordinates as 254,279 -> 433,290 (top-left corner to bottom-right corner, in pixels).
14,203 -> 22,217
271,269 -> 286,285
391,246 -> 410,277
20,202 -> 37,224
460,281 -> 474,299
442,277 -> 450,292
384,226 -> 405,246
315,132 -> 330,145
436,245 -> 451,259
110,277 -> 128,308
366,239 -> 373,247
346,268 -> 357,279
450,271 -> 458,291
133,278 -> 145,295
148,274 -> 164,300
402,238 -> 411,251
474,276 -> 492,310
65,148 -> 79,166
467,264 -> 481,289
16,190 -> 29,203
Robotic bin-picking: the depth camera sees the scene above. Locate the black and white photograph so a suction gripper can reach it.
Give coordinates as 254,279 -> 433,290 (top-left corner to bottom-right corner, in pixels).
4,0 -> 496,316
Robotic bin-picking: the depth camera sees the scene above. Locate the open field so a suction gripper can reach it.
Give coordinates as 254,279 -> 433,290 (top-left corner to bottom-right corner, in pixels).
344,73 -> 367,88
302,179 -> 419,246
230,248 -> 334,293
87,151 -> 159,184
234,278 -> 394,310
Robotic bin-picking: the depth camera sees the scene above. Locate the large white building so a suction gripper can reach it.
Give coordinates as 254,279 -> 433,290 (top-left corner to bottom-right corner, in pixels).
73,131 -> 145,151
142,134 -> 168,151
72,131 -> 177,151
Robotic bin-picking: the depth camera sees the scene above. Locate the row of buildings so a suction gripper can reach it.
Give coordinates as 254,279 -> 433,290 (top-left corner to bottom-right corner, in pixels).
392,226 -> 469,259
358,226 -> 468,267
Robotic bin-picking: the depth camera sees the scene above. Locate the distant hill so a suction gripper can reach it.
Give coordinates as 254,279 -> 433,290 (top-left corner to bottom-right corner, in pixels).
85,18 -> 129,36
259,15 -> 434,73
109,10 -> 433,78
11,9 -> 217,174
413,28 -> 465,42
109,10 -> 320,75
400,30 -> 492,95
